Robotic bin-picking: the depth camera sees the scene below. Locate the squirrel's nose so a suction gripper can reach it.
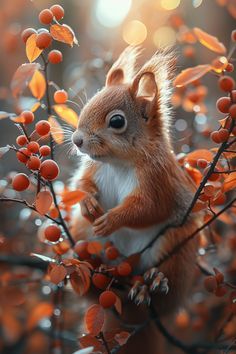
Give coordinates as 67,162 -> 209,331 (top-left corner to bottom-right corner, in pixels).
72,132 -> 84,148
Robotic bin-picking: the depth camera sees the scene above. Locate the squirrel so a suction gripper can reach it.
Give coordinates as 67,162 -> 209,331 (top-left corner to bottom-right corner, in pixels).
70,47 -> 200,351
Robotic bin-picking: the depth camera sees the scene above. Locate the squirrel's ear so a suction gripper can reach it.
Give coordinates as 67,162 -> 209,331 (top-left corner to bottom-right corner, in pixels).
130,72 -> 158,118
106,46 -> 141,87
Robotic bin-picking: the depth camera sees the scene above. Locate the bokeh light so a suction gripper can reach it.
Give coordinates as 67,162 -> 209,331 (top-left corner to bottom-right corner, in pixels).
95,0 -> 132,28
123,20 -> 147,45
161,0 -> 181,10
153,26 -> 176,47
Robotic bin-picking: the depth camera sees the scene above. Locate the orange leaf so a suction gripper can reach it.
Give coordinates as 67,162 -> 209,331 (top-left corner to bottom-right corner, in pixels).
87,241 -> 103,255
50,24 -> 78,46
70,271 -> 85,295
84,304 -> 105,336
27,302 -> 53,330
174,64 -> 212,88
61,189 -> 86,206
49,264 -> 67,284
185,165 -> 202,186
114,331 -> 131,346
26,34 -> 43,62
79,334 -> 103,351
29,70 -> 46,100
48,116 -> 64,144
53,104 -> 79,128
185,149 -> 213,166
192,200 -> 207,212
35,190 -> 53,215
222,172 -> 236,193
194,27 -> 226,54
11,63 -> 40,98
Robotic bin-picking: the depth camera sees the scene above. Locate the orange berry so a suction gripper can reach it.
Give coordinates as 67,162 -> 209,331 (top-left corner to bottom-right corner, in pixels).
21,28 -> 37,43
54,90 -> 68,104
218,76 -> 235,92
204,276 -> 217,293
231,90 -> 236,103
197,159 -> 208,169
12,173 -> 30,191
105,246 -> 119,260
226,63 -> 234,72
38,9 -> 54,25
36,32 -> 52,49
92,273 -> 110,290
214,284 -> 227,297
99,290 -> 116,308
40,159 -> 59,180
26,156 -> 41,170
35,120 -> 51,136
104,241 -> 113,249
48,50 -> 63,64
218,128 -> 229,142
16,148 -> 31,163
216,97 -> 231,113
215,272 -> 224,284
50,4 -> 64,20
74,240 -> 90,260
16,135 -> 27,146
210,131 -> 221,144
44,224 -> 61,242
117,262 -> 132,276
39,145 -> 51,156
229,104 -> 236,119
27,141 -> 39,153
231,30 -> 236,42
21,110 -> 34,124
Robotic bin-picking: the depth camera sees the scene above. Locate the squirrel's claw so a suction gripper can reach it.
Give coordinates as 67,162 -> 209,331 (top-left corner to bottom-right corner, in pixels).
129,284 -> 151,306
93,212 -> 113,236
80,195 -> 104,223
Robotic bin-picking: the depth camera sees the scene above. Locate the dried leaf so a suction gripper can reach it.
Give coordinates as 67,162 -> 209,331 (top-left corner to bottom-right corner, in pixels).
35,190 -> 53,215
26,34 -> 43,62
174,65 -> 212,88
29,70 -> 46,100
79,335 -> 103,351
49,264 -> 67,284
61,189 -> 86,206
53,104 -> 79,128
194,27 -> 226,54
11,63 -> 40,98
87,241 -> 103,255
27,302 -> 54,330
48,116 -> 64,144
222,172 -> 236,193
84,304 -> 105,336
50,24 -> 78,46
114,331 -> 131,346
0,146 -> 10,158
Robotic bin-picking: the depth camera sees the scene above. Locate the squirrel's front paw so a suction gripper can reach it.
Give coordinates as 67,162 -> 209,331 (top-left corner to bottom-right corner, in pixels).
129,268 -> 169,306
80,194 -> 104,223
93,212 -> 117,236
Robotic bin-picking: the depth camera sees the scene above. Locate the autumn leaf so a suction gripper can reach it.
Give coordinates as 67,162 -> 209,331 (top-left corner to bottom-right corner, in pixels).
27,302 -> 54,330
26,34 -> 43,62
192,200 -> 207,212
29,70 -> 46,100
49,264 -> 67,284
185,149 -> 213,166
114,331 -> 131,346
185,165 -> 202,186
84,304 -> 105,336
174,64 -> 212,88
35,190 -> 53,215
61,189 -> 86,206
87,241 -> 103,255
48,116 -> 64,144
70,271 -> 85,295
11,63 -> 40,98
79,335 -> 103,352
114,295 -> 122,315
53,104 -> 79,128
222,172 -> 236,192
50,24 -> 78,46
193,27 -> 226,54
0,146 -> 10,159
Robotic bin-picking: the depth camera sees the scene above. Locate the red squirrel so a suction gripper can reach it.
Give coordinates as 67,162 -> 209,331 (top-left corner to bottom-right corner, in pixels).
71,47 -> 200,327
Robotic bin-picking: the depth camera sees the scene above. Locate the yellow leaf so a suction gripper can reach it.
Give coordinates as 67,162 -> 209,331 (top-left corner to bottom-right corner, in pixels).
26,34 -> 43,63
50,24 -> 78,47
193,28 -> 226,54
29,70 -> 46,100
53,104 -> 79,128
48,116 -> 64,144
174,64 -> 212,88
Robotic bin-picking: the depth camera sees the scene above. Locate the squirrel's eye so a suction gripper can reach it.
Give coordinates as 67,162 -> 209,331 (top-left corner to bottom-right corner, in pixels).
109,114 -> 125,129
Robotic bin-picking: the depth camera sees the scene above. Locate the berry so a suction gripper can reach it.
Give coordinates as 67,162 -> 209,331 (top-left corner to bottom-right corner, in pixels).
229,104 -> 236,119
48,50 -> 63,64
27,141 -> 39,153
92,273 -> 110,290
204,276 -> 217,293
21,110 -> 34,124
35,120 -> 51,136
37,28 -> 49,34
44,224 -> 61,242
197,159 -> 208,169
12,173 -> 30,191
218,76 -> 235,92
54,90 -> 68,104
218,128 -> 229,142
40,159 -> 59,180
105,246 -> 119,260
16,135 -> 27,146
36,32 -> 52,49
231,30 -> 236,42
26,156 -> 41,170
216,97 -> 231,113
50,4 -> 65,20
210,131 -> 221,144
38,9 -> 54,25
226,63 -> 234,72
117,262 -> 132,276
16,148 -> 31,163
74,240 -> 90,260
214,285 -> 227,297
39,145 -> 51,156
21,28 -> 37,43
231,90 -> 236,103
99,290 -> 116,308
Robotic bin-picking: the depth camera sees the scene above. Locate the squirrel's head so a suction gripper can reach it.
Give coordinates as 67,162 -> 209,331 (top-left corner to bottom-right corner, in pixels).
72,47 -> 174,162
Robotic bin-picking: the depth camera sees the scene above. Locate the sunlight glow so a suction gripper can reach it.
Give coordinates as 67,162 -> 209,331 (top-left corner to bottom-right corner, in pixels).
95,0 -> 132,28
123,20 -> 147,45
153,26 -> 176,47
161,0 -> 181,10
